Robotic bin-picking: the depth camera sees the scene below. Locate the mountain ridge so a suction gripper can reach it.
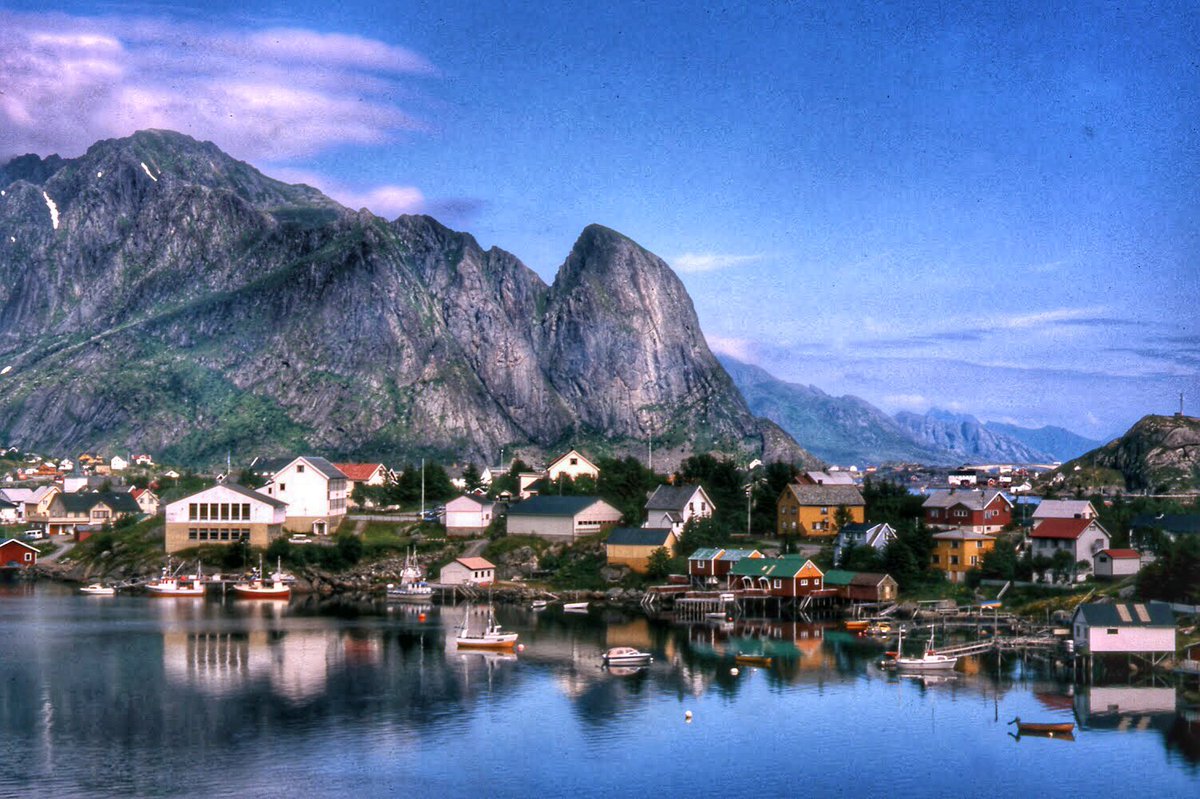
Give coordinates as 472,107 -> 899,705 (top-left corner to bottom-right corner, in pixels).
0,130 -> 816,469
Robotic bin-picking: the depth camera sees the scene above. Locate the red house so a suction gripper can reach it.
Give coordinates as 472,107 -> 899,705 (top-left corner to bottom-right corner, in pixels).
0,538 -> 40,569
729,555 -> 825,597
922,489 -> 1012,534
687,547 -> 764,587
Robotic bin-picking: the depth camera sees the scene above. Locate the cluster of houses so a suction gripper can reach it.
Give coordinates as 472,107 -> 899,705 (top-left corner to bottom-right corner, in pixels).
920,490 -> 1141,584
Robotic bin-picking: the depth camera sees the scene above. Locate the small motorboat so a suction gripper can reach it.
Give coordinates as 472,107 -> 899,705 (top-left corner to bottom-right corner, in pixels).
844,619 -> 870,632
531,599 -> 549,610
1009,717 -> 1075,737
145,560 -> 206,597
735,653 -> 773,668
233,557 -> 292,600
563,602 -> 589,613
602,647 -> 652,667
889,627 -> 957,672
80,583 -> 116,596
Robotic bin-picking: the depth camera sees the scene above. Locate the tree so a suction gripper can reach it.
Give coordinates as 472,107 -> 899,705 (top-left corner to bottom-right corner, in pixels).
862,478 -> 925,526
596,455 -> 659,524
676,453 -> 742,527
840,544 -> 883,572
1137,535 -> 1200,603
1050,549 -> 1075,583
833,504 -> 853,534
978,536 -> 1020,581
336,532 -> 364,566
646,547 -> 672,579
462,463 -> 484,493
677,516 -> 738,554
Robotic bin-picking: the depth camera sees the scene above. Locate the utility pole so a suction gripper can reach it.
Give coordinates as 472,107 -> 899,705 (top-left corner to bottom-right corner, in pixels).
420,457 -> 425,516
746,484 -> 753,537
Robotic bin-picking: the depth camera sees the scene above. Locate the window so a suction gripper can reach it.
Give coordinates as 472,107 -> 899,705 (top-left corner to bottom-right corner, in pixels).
820,506 -> 829,514
931,554 -> 939,564
773,579 -> 781,589
970,556 -> 978,565
279,483 -> 286,492
199,504 -> 209,520
800,579 -> 808,586
220,503 -> 230,521
24,553 -> 32,562
1106,628 -> 1119,635
950,556 -> 959,566
569,458 -> 578,466
297,464 -> 305,473
189,503 -> 198,520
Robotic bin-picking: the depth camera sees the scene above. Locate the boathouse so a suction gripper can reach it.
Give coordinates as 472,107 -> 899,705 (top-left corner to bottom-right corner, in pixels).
504,495 -> 622,542
1093,549 -> 1142,579
439,557 -> 496,586
1071,601 -> 1176,665
822,570 -> 898,602
687,548 -> 763,587
729,555 -> 825,598
0,538 -> 39,569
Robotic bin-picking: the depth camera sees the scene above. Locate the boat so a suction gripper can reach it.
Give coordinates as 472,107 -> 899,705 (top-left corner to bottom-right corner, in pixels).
890,627 -> 957,671
455,607 -> 519,650
563,601 -> 589,612
531,599 -> 549,610
386,549 -> 433,602
864,621 -> 893,637
233,557 -> 292,600
734,653 -> 774,667
1008,717 -> 1075,737
844,619 -> 870,632
80,583 -> 116,596
602,647 -> 652,667
145,560 -> 206,597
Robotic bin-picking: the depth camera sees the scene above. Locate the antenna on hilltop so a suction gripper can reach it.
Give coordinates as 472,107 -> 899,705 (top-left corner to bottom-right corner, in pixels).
1177,392 -> 1185,417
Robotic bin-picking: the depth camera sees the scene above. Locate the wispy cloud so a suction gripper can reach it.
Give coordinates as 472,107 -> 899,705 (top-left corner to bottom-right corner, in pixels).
672,252 -> 767,273
706,335 -> 759,362
0,12 -> 436,162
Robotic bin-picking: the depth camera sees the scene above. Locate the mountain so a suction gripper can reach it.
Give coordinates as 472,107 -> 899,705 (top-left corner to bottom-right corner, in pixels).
1054,414 -> 1200,493
893,410 -> 1051,463
982,421 -> 1101,463
718,356 -> 950,464
0,130 -> 814,468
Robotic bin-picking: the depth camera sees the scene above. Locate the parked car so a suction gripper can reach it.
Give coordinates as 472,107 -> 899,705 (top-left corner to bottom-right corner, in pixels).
288,535 -> 311,545
23,530 -> 45,540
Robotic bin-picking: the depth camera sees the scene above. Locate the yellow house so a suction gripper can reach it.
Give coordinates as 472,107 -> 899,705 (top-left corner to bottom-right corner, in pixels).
776,484 -> 865,538
930,530 -> 996,583
605,527 -> 677,574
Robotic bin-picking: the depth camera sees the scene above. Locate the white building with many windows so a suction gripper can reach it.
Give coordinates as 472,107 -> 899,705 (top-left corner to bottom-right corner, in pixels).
164,483 -> 287,554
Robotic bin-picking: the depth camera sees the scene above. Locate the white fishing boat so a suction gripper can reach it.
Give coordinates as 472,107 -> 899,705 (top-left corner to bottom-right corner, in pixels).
80,583 -> 116,596
563,601 -> 589,613
386,548 -> 433,602
455,606 -> 519,650
602,647 -> 652,667
892,627 -> 958,671
145,560 -> 206,597
531,599 -> 549,610
233,556 -> 292,600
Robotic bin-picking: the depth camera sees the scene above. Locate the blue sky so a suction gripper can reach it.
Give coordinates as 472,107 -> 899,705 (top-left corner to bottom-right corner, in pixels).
2,1 -> 1196,440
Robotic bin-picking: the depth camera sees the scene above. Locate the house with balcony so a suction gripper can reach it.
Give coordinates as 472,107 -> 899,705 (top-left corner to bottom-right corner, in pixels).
43,491 -> 142,538
687,548 -> 764,588
260,456 -> 348,535
922,488 -> 1012,534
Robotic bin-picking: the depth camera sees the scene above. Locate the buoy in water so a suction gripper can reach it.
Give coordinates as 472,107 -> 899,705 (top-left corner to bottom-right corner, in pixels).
684,710 -> 693,722
730,667 -> 740,676
517,644 -> 525,652
418,613 -> 426,622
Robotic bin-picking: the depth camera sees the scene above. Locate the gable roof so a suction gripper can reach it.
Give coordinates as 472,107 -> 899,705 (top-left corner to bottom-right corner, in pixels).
547,449 -> 598,473
922,489 -> 1011,511
454,557 -> 495,570
1032,499 -> 1096,519
1031,517 -> 1106,540
729,555 -> 821,579
507,495 -> 614,517
289,456 -> 347,481
822,569 -> 857,586
850,572 -> 894,587
607,527 -> 675,547
720,549 -> 761,562
801,470 -> 856,485
1073,601 -> 1174,628
781,484 -> 865,507
688,547 -> 725,561
0,538 -> 41,553
645,484 -> 711,512
448,493 -> 492,507
932,529 -> 993,541
57,491 -> 141,514
220,481 -> 288,509
1097,549 -> 1141,559
333,463 -> 385,482
248,456 -> 292,474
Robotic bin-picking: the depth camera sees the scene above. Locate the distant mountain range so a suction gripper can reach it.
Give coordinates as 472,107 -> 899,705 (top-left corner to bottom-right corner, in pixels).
720,356 -> 1102,465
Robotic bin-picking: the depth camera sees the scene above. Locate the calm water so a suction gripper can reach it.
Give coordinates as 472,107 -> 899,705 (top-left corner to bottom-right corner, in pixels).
1,583 -> 1197,799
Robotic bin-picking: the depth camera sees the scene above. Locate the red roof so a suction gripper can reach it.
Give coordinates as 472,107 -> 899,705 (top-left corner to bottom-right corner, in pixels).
333,463 -> 383,482
1100,548 -> 1141,559
131,488 -> 145,499
456,557 -> 495,570
1031,517 -> 1094,540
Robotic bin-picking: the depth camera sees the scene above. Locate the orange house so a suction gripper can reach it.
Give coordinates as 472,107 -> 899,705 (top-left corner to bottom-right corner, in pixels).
930,530 -> 996,583
776,484 -> 865,537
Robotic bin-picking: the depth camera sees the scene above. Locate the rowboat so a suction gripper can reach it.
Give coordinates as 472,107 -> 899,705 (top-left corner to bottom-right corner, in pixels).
563,602 -> 589,613
602,647 -> 652,667
531,599 -> 549,610
80,583 -> 116,596
735,653 -> 773,668
1009,717 -> 1075,737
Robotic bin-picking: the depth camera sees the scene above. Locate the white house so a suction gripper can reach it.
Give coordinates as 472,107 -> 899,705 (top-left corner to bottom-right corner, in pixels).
131,487 -> 160,516
1093,548 -> 1142,579
0,498 -> 19,524
164,482 -> 287,554
110,455 -> 128,472
833,521 -> 897,566
1030,517 -> 1111,580
1033,499 -> 1097,521
545,449 -> 599,483
439,557 -> 495,586
445,494 -> 496,536
1071,601 -> 1175,663
643,484 -> 715,535
260,456 -> 348,535
333,462 -> 390,507
506,495 -> 622,541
